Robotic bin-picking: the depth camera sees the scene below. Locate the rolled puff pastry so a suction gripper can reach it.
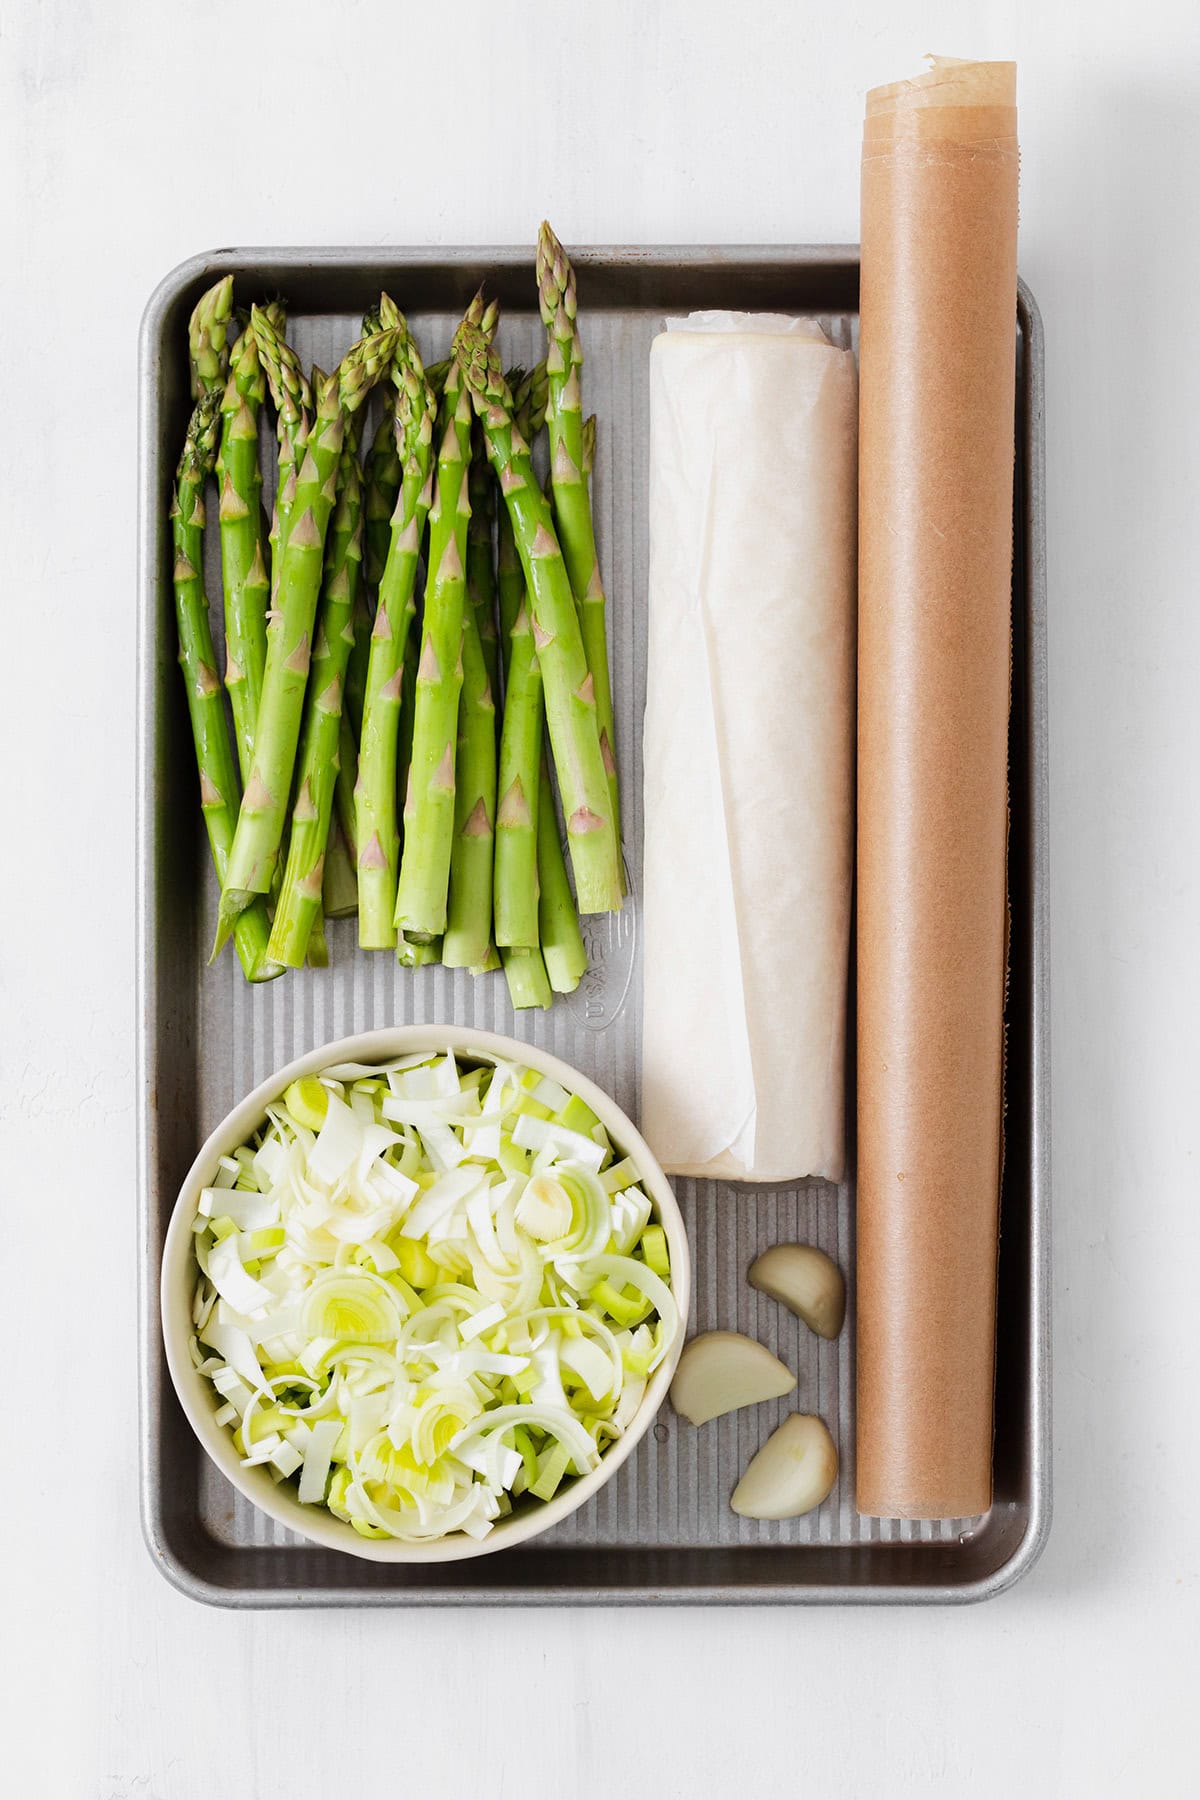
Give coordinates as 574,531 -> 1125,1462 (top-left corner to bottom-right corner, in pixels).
641,313 -> 856,1183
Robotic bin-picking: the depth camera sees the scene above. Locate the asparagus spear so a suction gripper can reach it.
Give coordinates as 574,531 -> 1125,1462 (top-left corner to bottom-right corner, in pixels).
322,814 -> 360,918
356,313 -> 437,947
380,304 -> 441,820
537,223 -> 622,867
171,395 -> 279,982
187,276 -> 234,398
267,419 -> 366,966
495,362 -> 581,1002
455,320 -> 621,915
215,313 -> 398,948
496,451 -> 527,646
500,945 -> 552,1010
493,363 -> 550,948
497,362 -> 548,643
393,301 -> 492,943
217,305 -> 281,785
337,384 -> 404,857
442,591 -> 497,969
396,622 -> 420,818
466,426 -> 500,702
263,325 -> 313,607
398,935 -> 441,969
444,308 -> 504,969
351,405 -> 401,735
536,755 -> 587,993
362,407 -> 403,594
493,588 -> 542,948
306,908 -> 329,967
334,710 -> 360,862
513,362 -> 549,454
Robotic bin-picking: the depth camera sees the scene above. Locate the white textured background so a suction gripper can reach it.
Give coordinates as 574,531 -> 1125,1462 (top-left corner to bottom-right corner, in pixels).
3,1 -> 1198,1794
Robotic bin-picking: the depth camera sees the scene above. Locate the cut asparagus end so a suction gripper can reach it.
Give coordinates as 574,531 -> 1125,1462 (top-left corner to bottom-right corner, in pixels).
501,946 -> 552,1010
543,951 -> 584,996
210,895 -> 247,962
306,914 -> 330,968
236,907 -> 285,984
321,822 -> 360,919
397,936 -> 441,969
247,957 -> 286,984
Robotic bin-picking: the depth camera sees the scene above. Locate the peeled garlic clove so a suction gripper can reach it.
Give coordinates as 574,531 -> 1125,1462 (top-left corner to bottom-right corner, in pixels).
748,1243 -> 846,1340
730,1414 -> 839,1519
669,1331 -> 796,1426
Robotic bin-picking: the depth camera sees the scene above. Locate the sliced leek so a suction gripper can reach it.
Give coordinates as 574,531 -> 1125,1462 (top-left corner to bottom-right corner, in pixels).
190,1052 -> 678,1544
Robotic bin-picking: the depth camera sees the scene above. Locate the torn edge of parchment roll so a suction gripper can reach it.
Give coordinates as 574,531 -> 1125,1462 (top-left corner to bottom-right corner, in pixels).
856,57 -> 1019,1518
641,313 -> 857,1184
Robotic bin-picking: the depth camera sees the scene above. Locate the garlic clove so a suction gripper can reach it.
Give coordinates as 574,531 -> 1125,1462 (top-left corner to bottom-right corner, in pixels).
669,1330 -> 796,1426
730,1414 -> 839,1519
748,1243 -> 846,1340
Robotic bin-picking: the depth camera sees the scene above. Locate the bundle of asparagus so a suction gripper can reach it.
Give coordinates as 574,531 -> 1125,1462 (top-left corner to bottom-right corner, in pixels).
168,226 -> 618,1008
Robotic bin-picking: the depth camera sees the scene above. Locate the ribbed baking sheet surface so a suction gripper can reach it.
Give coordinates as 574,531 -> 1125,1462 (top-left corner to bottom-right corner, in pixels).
141,251 -> 1045,1602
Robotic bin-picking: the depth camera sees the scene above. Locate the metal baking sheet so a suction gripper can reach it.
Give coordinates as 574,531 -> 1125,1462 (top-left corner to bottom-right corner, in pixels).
137,247 -> 1049,1605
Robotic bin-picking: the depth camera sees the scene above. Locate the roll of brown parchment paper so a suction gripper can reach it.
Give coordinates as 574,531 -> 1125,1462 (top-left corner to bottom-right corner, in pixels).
856,58 -> 1019,1518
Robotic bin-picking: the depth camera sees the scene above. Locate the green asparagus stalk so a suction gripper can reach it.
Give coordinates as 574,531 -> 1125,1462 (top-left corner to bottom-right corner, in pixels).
398,935 -> 441,969
493,362 -> 550,948
356,313 -> 437,947
500,945 -> 552,1010
344,601 -> 373,746
396,622 -> 420,812
496,366 -> 582,1003
494,585 -> 542,947
187,276 -> 234,398
215,313 -> 398,949
466,426 -> 500,702
322,813 -> 360,918
513,361 -> 550,450
424,359 -> 450,399
442,595 -> 497,968
266,419 -> 366,967
444,310 -> 504,969
497,363 -> 548,643
496,468 -> 526,648
455,320 -> 621,915
537,223 -> 622,865
338,387 -> 404,844
334,710 -> 360,862
264,329 -> 313,606
351,406 -> 402,733
393,304 -> 490,943
217,304 -> 282,784
362,406 -> 403,591
536,755 -> 587,993
306,908 -> 330,967
171,395 -> 279,982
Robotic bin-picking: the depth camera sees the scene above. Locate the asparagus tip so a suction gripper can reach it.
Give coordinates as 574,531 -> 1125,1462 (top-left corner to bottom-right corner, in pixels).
188,275 -> 236,398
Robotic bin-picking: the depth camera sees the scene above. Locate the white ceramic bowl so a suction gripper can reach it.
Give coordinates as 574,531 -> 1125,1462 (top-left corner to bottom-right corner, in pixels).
161,1025 -> 690,1563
